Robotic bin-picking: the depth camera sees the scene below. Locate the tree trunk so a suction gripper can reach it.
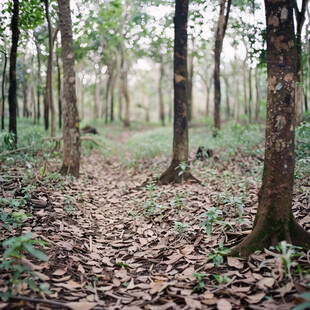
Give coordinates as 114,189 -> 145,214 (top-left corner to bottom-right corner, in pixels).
56,41 -> 62,129
223,74 -> 230,118
44,0 -> 58,136
231,0 -> 310,256
120,45 -> 130,128
255,67 -> 260,121
30,55 -> 36,124
213,0 -> 232,129
8,0 -> 19,147
158,55 -> 165,126
159,0 -> 197,185
110,63 -> 117,122
57,0 -> 81,178
242,58 -> 248,116
188,38 -> 194,123
35,38 -> 42,121
293,0 -> 308,125
22,60 -> 29,118
248,66 -> 252,123
105,68 -> 113,124
1,50 -> 7,130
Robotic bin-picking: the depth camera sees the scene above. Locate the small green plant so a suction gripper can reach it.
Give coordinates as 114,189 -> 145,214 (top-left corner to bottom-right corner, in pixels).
170,191 -> 187,209
3,132 -> 15,150
269,241 -> 303,279
292,291 -> 310,310
174,221 -> 189,233
64,195 -> 75,213
199,207 -> 231,235
176,161 -> 190,176
207,243 -> 231,266
192,272 -> 206,291
213,274 -> 231,285
0,233 -> 49,301
1,209 -> 30,231
142,181 -> 164,216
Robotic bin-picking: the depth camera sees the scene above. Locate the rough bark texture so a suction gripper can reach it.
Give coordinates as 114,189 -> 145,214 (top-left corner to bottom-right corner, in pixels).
293,0 -> 308,125
231,0 -> 310,256
8,0 -> 19,147
1,51 -> 7,130
158,55 -> 165,126
58,0 -> 81,178
159,0 -> 198,185
187,40 -> 194,122
213,0 -> 231,129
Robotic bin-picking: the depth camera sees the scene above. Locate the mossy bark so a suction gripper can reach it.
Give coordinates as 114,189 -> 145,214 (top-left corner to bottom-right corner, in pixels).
231,0 -> 310,257
158,0 -> 198,185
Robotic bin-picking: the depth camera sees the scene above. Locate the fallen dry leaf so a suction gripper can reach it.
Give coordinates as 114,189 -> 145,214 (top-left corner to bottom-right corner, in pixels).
66,302 -> 97,310
217,298 -> 232,310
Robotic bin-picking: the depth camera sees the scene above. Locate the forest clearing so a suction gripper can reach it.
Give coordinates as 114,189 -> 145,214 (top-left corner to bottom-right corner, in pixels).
1,0 -> 310,309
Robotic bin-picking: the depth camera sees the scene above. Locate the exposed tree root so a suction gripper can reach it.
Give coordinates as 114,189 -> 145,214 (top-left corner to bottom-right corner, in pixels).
230,216 -> 310,257
158,160 -> 200,185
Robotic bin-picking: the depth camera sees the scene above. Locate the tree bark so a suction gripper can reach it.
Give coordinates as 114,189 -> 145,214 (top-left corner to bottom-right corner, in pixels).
158,55 -> 165,126
293,0 -> 308,125
188,37 -> 194,123
8,0 -> 19,147
30,55 -> 36,124
110,63 -> 117,122
22,56 -> 29,118
120,45 -> 130,128
35,38 -> 42,121
1,50 -> 7,130
159,0 -> 198,185
57,0 -> 81,178
231,0 -> 310,256
213,0 -> 232,129
255,67 -> 260,121
56,40 -> 62,129
43,0 -> 58,136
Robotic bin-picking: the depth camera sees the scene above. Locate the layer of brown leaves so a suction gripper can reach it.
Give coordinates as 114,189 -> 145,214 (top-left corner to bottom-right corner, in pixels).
0,146 -> 309,310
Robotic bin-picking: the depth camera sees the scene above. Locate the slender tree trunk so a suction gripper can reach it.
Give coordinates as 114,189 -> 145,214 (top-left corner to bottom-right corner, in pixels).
1,50 -> 7,130
22,59 -> 28,118
158,55 -> 165,126
188,37 -> 194,122
8,0 -> 19,147
30,55 -> 36,124
35,39 -> 41,121
120,45 -> 130,128
248,66 -> 252,123
110,63 -> 117,122
242,58 -> 248,116
118,80 -> 123,121
44,0 -> 58,136
232,0 -> 310,256
255,67 -> 260,121
213,0 -> 232,129
56,41 -> 62,129
57,0 -> 80,178
95,69 -> 102,118
105,68 -> 112,124
223,74 -> 230,118
159,0 -> 197,185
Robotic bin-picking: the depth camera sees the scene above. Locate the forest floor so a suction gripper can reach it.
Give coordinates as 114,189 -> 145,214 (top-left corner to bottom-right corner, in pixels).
0,121 -> 310,310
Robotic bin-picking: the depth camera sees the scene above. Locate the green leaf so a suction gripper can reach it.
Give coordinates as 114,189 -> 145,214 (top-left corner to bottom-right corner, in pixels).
23,243 -> 48,262
292,301 -> 310,310
206,224 -> 212,235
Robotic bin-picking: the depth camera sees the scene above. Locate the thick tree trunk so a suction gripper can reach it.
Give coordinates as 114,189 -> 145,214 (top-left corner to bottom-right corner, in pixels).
56,41 -> 62,129
231,0 -> 310,256
158,55 -> 165,126
8,0 -> 19,147
1,50 -> 7,130
159,0 -> 198,185
213,0 -> 232,129
57,0 -> 81,178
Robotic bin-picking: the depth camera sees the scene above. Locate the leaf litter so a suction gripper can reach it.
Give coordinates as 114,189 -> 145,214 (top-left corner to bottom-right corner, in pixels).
0,136 -> 310,310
